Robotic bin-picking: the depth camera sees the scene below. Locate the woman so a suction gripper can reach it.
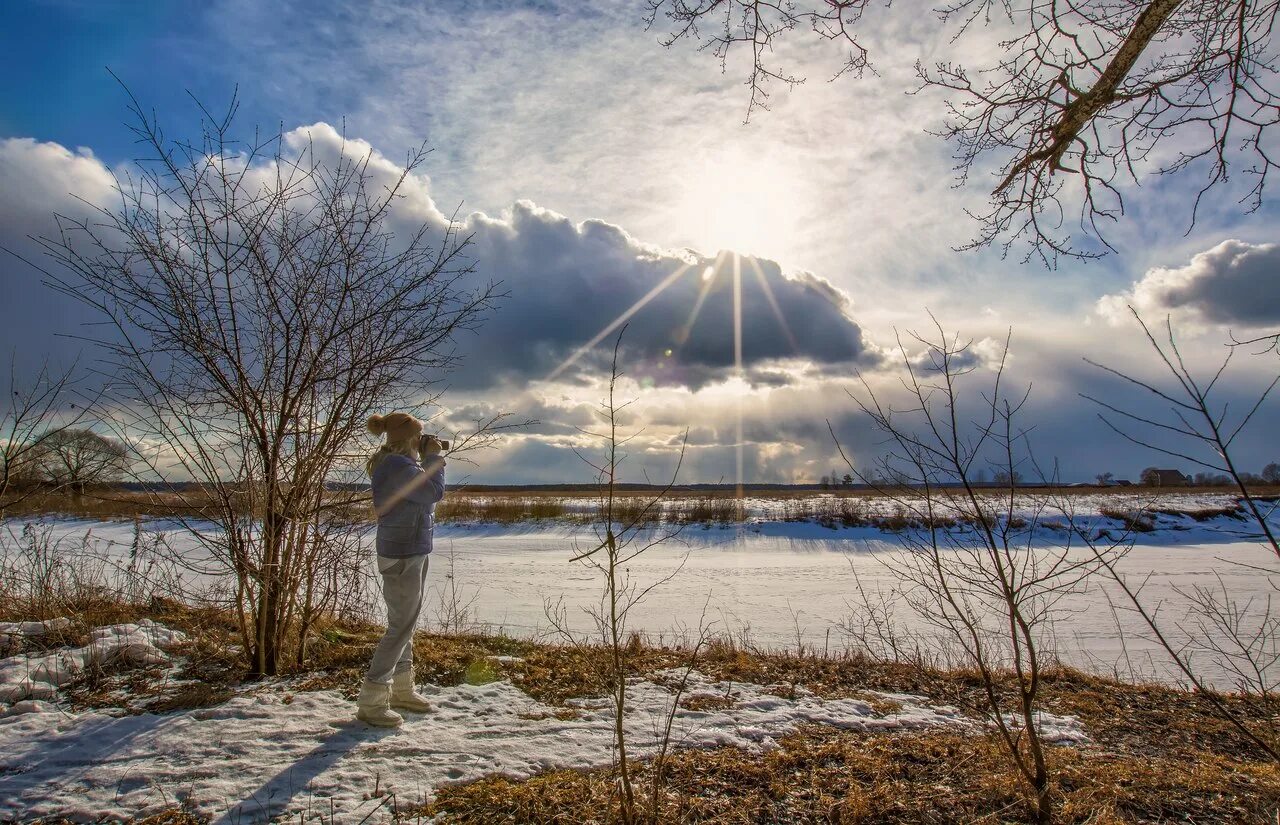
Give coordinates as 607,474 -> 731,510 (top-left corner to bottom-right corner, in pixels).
356,412 -> 446,727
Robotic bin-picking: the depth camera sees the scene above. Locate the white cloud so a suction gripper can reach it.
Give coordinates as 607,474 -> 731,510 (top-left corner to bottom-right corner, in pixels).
1097,240 -> 1280,329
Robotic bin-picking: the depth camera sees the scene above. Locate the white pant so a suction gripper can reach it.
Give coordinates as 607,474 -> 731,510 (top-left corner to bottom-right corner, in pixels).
365,554 -> 430,684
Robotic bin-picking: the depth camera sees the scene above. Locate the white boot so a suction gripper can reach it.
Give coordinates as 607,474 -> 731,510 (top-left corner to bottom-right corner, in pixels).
389,671 -> 432,713
356,680 -> 403,727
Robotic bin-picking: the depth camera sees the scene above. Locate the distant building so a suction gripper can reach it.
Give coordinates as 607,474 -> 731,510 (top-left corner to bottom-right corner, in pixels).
1140,467 -> 1190,487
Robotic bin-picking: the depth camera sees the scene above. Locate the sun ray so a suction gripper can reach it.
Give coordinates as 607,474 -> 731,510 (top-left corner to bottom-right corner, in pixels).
675,251 -> 725,346
733,253 -> 744,511
745,255 -> 800,354
546,262 -> 693,382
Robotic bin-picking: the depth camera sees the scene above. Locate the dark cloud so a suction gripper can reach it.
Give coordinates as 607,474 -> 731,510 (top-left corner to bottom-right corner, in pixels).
454,201 -> 878,389
0,138 -> 117,371
1,129 -> 877,398
1099,239 -> 1280,327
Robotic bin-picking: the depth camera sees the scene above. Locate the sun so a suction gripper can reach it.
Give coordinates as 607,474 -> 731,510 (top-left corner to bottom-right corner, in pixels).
675,146 -> 803,259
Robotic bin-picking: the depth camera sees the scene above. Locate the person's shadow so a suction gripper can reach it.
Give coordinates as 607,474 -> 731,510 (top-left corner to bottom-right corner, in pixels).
215,722 -> 398,824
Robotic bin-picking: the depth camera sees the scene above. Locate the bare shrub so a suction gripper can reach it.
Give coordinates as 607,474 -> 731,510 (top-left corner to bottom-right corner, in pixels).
837,566 -> 939,669
1082,310 -> 1280,760
430,543 -> 481,635
34,91 -> 497,677
570,329 -> 689,823
833,318 -> 1128,824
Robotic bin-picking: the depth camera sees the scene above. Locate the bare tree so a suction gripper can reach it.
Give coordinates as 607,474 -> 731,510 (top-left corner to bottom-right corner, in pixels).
832,318 -> 1127,824
646,0 -> 1280,263
27,427 -> 130,494
570,329 -> 688,823
33,91 -> 498,677
0,355 -> 95,511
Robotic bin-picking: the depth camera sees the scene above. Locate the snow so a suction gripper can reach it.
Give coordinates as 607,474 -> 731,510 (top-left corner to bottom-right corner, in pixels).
0,619 -> 186,706
4,490 -> 1277,691
0,658 -> 1067,823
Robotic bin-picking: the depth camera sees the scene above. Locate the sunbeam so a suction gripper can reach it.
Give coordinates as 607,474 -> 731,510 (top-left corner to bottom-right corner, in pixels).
545,262 -> 693,381
746,255 -> 800,354
675,251 -> 726,346
733,253 -> 744,509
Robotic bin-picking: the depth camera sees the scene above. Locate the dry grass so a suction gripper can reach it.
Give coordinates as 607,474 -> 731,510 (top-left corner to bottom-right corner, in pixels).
15,485 -> 1280,529
434,495 -> 568,523
1098,506 -> 1156,533
30,808 -> 208,825
5,593 -> 1280,823
1152,504 -> 1247,521
2,596 -> 248,714
422,726 -> 1280,823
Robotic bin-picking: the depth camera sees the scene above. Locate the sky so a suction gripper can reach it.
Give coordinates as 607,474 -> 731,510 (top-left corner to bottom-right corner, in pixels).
1,0 -> 1277,485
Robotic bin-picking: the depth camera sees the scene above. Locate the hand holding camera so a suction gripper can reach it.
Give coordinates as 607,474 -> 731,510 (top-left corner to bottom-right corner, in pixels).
419,434 -> 449,455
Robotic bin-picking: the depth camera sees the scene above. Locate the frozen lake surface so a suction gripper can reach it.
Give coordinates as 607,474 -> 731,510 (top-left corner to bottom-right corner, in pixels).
430,520 -> 1276,687
4,498 -> 1277,691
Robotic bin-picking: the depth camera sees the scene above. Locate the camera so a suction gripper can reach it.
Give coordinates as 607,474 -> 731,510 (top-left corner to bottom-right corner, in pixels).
419,434 -> 450,454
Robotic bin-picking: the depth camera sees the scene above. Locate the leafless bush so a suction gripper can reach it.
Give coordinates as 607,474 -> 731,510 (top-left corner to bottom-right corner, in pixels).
833,318 -> 1128,824
1085,309 -> 1278,558
837,565 -> 941,668
570,329 -> 689,823
1082,309 -> 1280,760
430,543 -> 481,635
33,90 -> 498,677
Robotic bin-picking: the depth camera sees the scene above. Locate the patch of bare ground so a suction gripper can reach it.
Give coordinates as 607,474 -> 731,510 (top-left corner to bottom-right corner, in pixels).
421,727 -> 1280,823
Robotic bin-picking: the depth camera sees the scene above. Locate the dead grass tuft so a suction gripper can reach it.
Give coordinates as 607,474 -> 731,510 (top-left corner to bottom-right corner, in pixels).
1099,506 -> 1156,532
424,726 -> 1280,823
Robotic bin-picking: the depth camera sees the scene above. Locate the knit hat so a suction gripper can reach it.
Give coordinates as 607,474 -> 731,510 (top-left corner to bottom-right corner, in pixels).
367,412 -> 423,445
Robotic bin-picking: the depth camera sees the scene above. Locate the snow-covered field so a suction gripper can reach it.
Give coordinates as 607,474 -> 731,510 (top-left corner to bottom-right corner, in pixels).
0,493 -> 1272,821
3,491 -> 1276,690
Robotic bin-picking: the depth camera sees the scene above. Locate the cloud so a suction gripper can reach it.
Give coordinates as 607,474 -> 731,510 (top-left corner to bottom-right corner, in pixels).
0,137 -> 120,369
5,125 -> 1279,486
283,122 -> 881,389
1,124 -> 878,396
1097,240 -> 1280,328
458,203 -> 878,388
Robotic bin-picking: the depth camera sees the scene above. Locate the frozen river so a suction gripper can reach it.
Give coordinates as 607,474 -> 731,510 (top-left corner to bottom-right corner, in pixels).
5,512 -> 1276,691
429,521 -> 1276,689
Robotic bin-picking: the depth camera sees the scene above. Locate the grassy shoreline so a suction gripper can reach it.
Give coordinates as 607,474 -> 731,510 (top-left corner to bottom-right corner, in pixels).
5,485 -> 1277,529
